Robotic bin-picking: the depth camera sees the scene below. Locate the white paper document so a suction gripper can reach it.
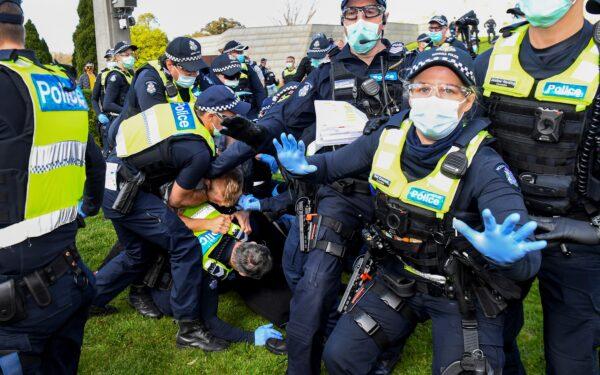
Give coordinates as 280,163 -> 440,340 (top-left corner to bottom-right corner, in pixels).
312,100 -> 368,154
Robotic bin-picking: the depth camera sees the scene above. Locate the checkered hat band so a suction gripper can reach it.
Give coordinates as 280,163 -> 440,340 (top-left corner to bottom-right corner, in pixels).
197,96 -> 241,112
165,52 -> 202,63
308,47 -> 329,54
213,63 -> 240,73
409,56 -> 475,83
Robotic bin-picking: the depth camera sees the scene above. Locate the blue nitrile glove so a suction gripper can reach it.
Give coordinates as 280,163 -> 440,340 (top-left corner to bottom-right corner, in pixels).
256,153 -> 279,174
238,194 -> 261,211
272,133 -> 317,175
254,323 -> 283,346
77,200 -> 87,219
453,209 -> 547,265
98,114 -> 109,124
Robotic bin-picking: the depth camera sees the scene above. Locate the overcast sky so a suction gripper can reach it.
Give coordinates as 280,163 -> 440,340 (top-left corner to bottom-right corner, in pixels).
19,0 -> 541,53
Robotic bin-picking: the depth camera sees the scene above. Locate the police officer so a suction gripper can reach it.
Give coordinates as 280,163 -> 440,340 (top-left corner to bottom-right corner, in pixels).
484,16 -> 497,43
209,1 -> 407,373
93,85 -> 251,351
222,40 -> 266,119
150,201 -> 281,347
474,1 -> 600,373
211,53 -> 242,90
417,33 -> 431,52
103,41 -> 136,121
428,15 -> 468,51
91,48 -> 114,154
0,1 -> 105,372
306,35 -> 334,70
274,45 -> 544,375
282,56 -> 297,85
107,36 -> 214,154
260,58 -> 280,97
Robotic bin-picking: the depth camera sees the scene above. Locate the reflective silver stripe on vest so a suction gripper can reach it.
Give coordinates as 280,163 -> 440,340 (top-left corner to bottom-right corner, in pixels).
28,141 -> 87,174
0,206 -> 77,248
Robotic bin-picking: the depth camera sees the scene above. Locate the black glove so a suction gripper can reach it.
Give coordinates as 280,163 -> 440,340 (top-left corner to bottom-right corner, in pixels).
363,116 -> 389,135
531,216 -> 600,245
220,116 -> 269,150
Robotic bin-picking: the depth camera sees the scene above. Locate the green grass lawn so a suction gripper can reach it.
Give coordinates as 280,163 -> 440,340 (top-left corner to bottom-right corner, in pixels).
76,215 -> 545,374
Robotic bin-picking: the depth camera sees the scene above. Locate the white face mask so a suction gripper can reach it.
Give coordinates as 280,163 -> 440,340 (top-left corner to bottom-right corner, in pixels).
106,61 -> 117,69
224,78 -> 239,88
409,96 -> 464,140
285,62 -> 294,69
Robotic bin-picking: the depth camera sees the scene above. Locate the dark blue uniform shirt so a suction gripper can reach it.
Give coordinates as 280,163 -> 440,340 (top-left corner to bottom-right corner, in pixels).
209,41 -> 407,177
102,69 -> 132,115
301,113 -> 541,281
0,49 -> 105,275
91,69 -> 108,115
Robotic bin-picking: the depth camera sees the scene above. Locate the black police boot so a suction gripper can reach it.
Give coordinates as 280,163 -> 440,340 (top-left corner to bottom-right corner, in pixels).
176,320 -> 230,352
128,285 -> 163,319
265,337 -> 287,355
89,304 -> 118,317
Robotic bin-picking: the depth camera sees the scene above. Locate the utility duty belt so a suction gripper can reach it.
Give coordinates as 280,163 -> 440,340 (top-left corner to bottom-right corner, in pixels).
297,209 -> 357,258
0,247 -> 85,325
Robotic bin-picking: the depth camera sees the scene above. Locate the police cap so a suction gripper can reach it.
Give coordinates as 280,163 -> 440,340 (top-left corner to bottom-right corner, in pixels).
104,49 -> 114,59
429,15 -> 449,27
195,85 -> 250,116
0,0 -> 23,25
587,0 -> 600,14
341,0 -> 386,9
211,54 -> 242,77
165,37 -> 207,72
223,40 -> 249,54
113,40 -> 138,55
417,33 -> 430,43
406,44 -> 476,86
307,36 -> 333,59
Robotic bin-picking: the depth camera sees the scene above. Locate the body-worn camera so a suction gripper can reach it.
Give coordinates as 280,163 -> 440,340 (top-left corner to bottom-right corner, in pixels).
532,107 -> 564,143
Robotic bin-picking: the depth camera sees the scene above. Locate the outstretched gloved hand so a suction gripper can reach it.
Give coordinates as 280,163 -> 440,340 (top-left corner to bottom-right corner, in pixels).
531,216 -> 600,245
238,194 -> 261,211
98,114 -> 109,124
272,133 -> 317,175
256,154 -> 279,174
254,323 -> 283,346
453,209 -> 547,265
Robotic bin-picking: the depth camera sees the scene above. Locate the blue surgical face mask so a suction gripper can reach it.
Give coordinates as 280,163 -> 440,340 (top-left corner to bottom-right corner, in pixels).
121,55 -> 136,70
519,0 -> 575,28
346,19 -> 381,55
429,31 -> 443,45
311,58 -> 323,68
409,96 -> 463,140
236,54 -> 245,63
176,74 -> 196,88
223,78 -> 239,88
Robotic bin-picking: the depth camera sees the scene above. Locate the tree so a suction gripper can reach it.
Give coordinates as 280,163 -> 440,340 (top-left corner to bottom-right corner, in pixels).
72,0 -> 96,74
24,20 -> 52,64
137,12 -> 160,28
276,0 -> 318,26
130,13 -> 168,69
191,17 -> 244,37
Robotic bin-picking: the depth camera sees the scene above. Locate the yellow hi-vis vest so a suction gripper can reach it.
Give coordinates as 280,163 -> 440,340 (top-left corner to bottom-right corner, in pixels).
115,102 -> 215,158
182,203 -> 247,279
0,57 -> 89,248
101,67 -> 133,86
369,120 -> 489,219
147,60 -> 198,104
483,24 -> 599,112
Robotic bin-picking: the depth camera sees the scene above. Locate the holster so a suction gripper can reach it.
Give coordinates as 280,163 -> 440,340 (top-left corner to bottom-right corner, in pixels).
112,164 -> 145,215
143,253 -> 167,289
0,280 -> 27,325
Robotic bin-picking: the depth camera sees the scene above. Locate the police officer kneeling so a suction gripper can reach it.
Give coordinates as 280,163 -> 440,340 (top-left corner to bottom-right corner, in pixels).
92,85 -> 251,351
273,46 -> 546,374
0,1 -> 105,372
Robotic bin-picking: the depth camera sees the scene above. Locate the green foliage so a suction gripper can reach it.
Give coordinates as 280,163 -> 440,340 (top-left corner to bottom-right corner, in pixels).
82,89 -> 100,145
76,216 -> 546,374
190,17 -> 244,37
24,20 -> 52,64
130,14 -> 168,69
72,0 -> 97,75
